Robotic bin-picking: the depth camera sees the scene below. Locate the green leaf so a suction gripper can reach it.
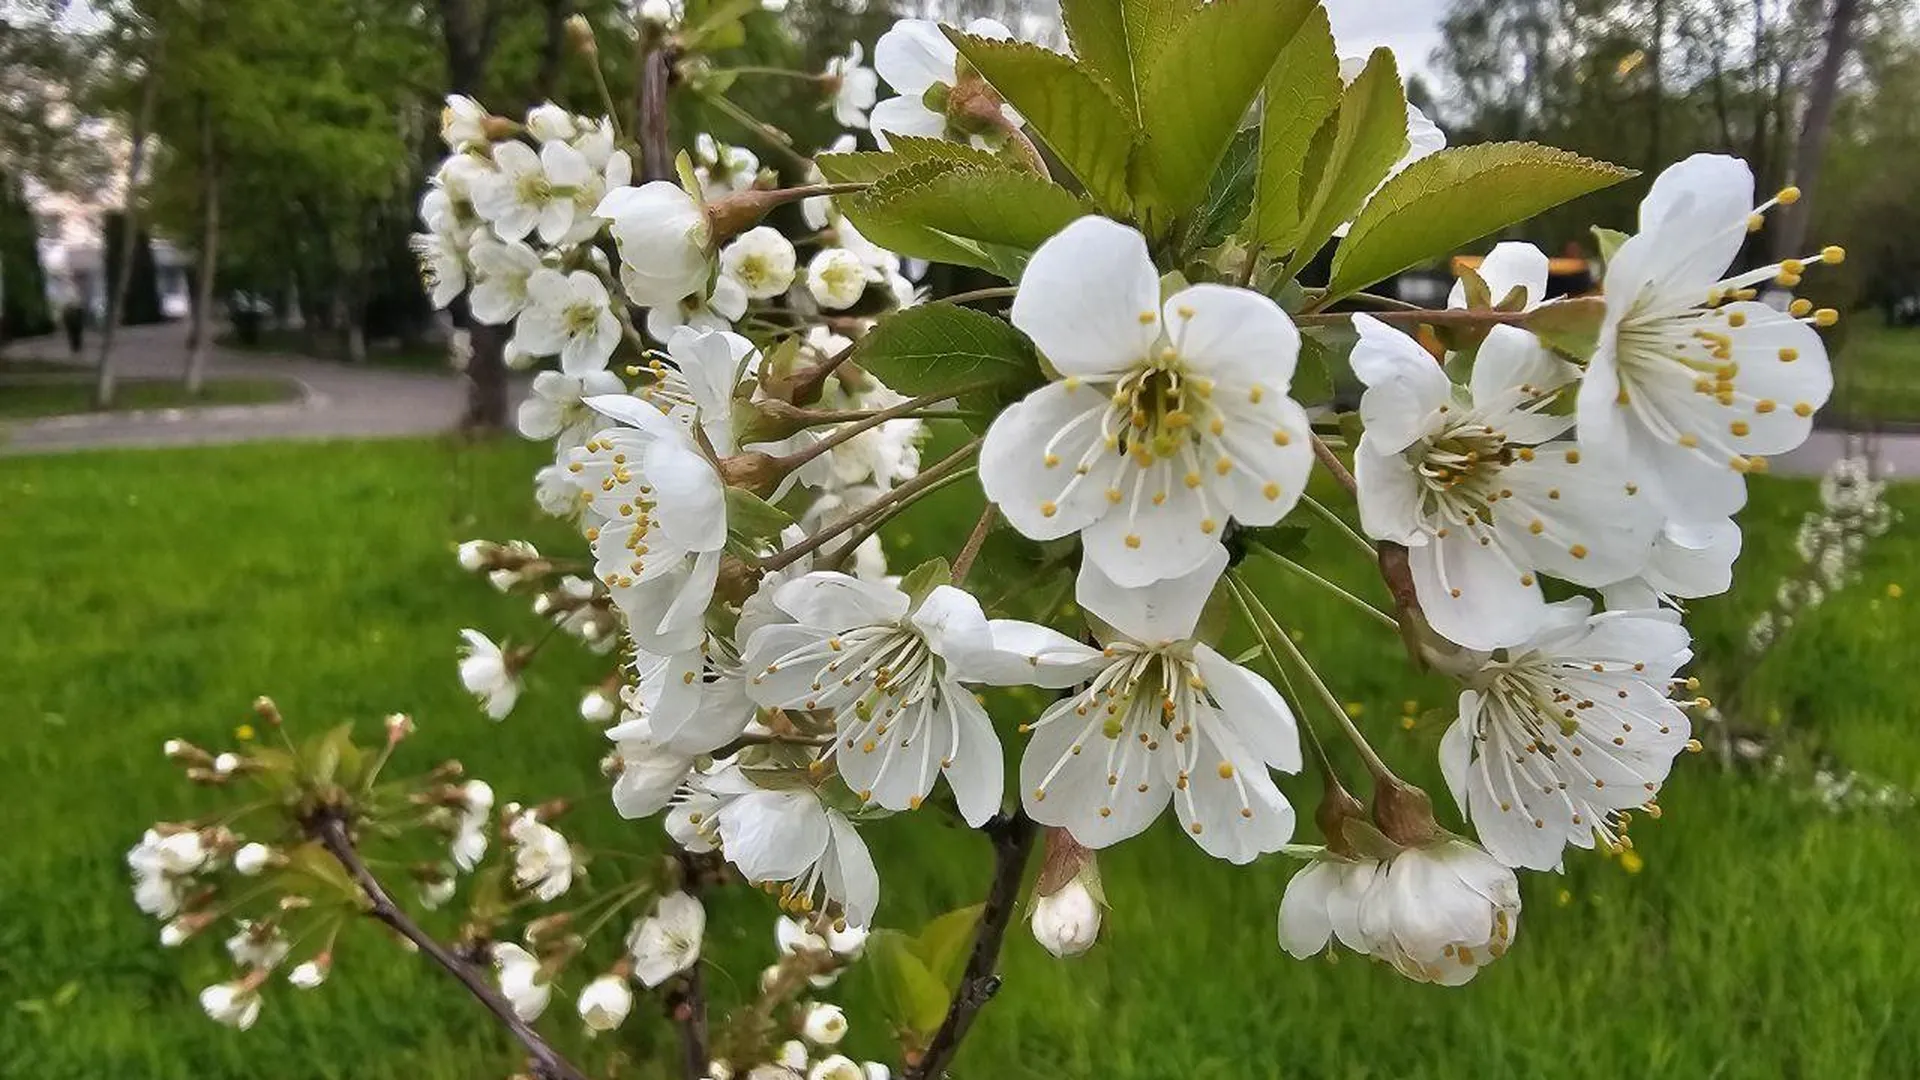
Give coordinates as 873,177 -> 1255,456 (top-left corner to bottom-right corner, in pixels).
900,558 -> 954,606
1137,0 -> 1315,225
835,160 -> 995,271
1281,48 -> 1408,270
1188,127 -> 1259,250
1292,327 -> 1356,407
869,165 -> 1088,253
1522,297 -> 1609,361
916,903 -> 984,990
724,487 -> 794,549
1253,5 -> 1341,249
853,303 -> 1044,426
1326,143 -> 1635,300
865,930 -> 952,1036
815,137 -> 1006,184
943,33 -> 1138,213
1057,0 -> 1195,117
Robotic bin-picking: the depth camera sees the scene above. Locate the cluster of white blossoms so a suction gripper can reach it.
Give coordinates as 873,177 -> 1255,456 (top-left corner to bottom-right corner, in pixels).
435,142 -> 1838,997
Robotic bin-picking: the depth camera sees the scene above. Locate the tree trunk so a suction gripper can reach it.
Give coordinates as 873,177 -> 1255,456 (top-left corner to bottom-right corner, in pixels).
439,0 -> 511,432
534,0 -> 572,100
1647,0 -> 1666,168
185,102 -> 220,395
1769,0 -> 1859,265
95,44 -> 164,408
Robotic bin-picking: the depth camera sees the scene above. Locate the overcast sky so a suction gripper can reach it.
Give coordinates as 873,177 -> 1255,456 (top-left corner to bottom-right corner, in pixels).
1325,0 -> 1449,82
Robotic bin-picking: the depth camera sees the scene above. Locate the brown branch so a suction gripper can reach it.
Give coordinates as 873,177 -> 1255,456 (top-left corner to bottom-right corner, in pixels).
637,45 -> 674,183
904,812 -> 1037,1080
305,810 -> 588,1080
950,504 -> 997,584
664,852 -> 710,1079
759,437 -> 983,574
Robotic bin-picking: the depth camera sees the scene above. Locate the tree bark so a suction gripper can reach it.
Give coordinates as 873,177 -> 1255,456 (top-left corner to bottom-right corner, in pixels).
1769,0 -> 1860,265
438,0 -> 511,431
95,41 -> 163,408
184,100 -> 220,395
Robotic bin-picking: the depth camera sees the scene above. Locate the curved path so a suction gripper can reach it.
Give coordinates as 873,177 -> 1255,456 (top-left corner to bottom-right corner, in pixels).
1,323 -> 523,455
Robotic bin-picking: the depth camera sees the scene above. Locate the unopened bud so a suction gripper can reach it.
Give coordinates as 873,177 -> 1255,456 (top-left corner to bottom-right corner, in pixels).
386,712 -> 415,743
1030,828 -> 1102,958
524,912 -> 574,943
481,115 -> 521,141
1314,779 -> 1368,857
253,696 -> 283,727
288,954 -> 331,989
233,842 -> 277,877
801,1001 -> 849,1046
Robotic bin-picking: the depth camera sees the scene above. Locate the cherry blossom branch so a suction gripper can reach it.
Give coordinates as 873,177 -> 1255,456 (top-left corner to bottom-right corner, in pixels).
702,91 -> 811,170
758,437 -> 983,573
769,382 -> 993,473
826,467 -> 978,572
950,504 -> 998,583
1298,493 -> 1376,559
1224,574 -> 1339,783
303,810 -> 589,1080
665,850 -> 710,1080
904,812 -> 1038,1080
637,44 -> 673,182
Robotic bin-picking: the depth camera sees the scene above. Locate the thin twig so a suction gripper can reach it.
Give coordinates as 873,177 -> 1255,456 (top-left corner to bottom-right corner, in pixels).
1299,493 -> 1375,559
940,286 -> 1018,307
1224,575 -> 1338,783
1247,542 -> 1398,632
950,504 -> 998,583
1235,582 -> 1398,783
771,382 -> 993,473
826,467 -> 978,572
904,812 -> 1038,1080
305,810 -> 588,1080
1310,435 -> 1357,494
760,438 -> 982,573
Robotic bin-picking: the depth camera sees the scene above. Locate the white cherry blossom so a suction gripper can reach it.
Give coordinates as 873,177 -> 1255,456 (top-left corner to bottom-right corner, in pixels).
507,811 -> 574,901
627,890 -> 707,987
199,981 -> 263,1030
467,236 -> 542,325
1019,548 -> 1303,863
983,216 -> 1314,588
1030,877 -> 1101,957
1439,598 -> 1693,870
1357,838 -> 1520,985
684,764 -> 881,926
441,94 -> 488,149
1450,241 -> 1551,311
1579,153 -> 1834,522
1277,856 -> 1379,961
473,139 -> 594,244
744,573 -> 1082,824
519,369 -> 626,449
801,1002 -> 848,1046
492,943 -> 552,1020
458,629 -> 521,719
721,226 -> 799,299
807,248 -> 870,310
513,269 -> 621,376
525,102 -> 577,143
870,18 -> 1019,148
694,134 -> 761,199
1602,518 -> 1742,610
598,181 -> 711,308
647,274 -> 748,343
1349,313 -> 1659,649
823,43 -> 879,129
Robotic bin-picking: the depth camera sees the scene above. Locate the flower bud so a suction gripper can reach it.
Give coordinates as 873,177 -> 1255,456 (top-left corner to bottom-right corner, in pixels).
579,689 -> 617,724
565,13 -> 597,55
809,1056 -> 863,1080
233,842 -> 276,877
800,1001 -> 848,1046
577,972 -> 634,1032
199,978 -> 263,1029
1030,877 -> 1101,958
386,712 -> 415,743
289,955 -> 331,989
1370,776 -> 1440,847
778,1040 -> 809,1071
457,540 -> 491,571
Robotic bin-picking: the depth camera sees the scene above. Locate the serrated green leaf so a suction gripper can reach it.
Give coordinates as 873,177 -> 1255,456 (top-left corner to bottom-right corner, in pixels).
1188,127 -> 1259,250
917,903 -> 983,990
836,160 -> 995,271
1326,143 -> 1634,300
943,33 -> 1137,214
815,137 -> 1007,184
873,166 -> 1088,253
1253,5 -> 1340,250
1523,297 -> 1608,361
1137,0 -> 1315,225
1281,48 -> 1407,271
853,303 -> 1044,427
865,929 -> 951,1036
1058,0 -> 1196,118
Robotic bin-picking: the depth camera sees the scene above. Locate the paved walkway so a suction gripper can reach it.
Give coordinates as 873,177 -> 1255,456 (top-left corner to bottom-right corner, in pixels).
1,322 -> 522,455
2,323 -> 1914,476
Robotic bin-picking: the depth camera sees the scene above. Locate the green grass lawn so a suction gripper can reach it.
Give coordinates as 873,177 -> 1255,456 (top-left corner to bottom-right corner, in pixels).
1,437 -> 1915,1079
0,377 -> 300,420
218,326 -> 451,372
1827,321 -> 1920,427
